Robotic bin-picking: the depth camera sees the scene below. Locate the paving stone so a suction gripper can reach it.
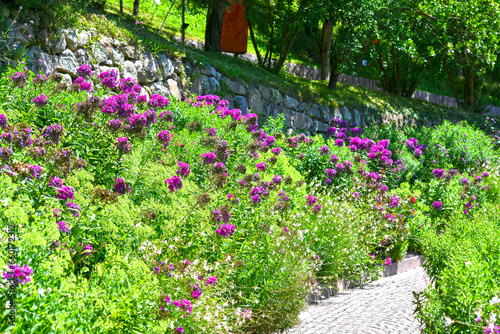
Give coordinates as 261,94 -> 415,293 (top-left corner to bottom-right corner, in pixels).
287,267 -> 429,334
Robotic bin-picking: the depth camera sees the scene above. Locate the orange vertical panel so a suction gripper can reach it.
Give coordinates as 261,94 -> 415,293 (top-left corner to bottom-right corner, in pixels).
220,0 -> 249,53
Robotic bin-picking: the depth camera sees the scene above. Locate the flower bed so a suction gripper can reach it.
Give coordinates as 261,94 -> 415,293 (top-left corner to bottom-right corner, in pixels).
0,63 -> 498,333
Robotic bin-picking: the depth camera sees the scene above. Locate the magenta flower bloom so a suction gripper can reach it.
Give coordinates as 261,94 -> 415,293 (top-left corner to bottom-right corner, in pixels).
206,276 -> 217,286
306,195 -> 318,206
432,169 -> 445,179
432,201 -> 443,210
113,178 -> 131,194
57,221 -> 71,233
256,162 -> 267,171
77,64 -> 92,78
385,257 -> 392,266
148,94 -> 169,109
66,202 -> 81,217
115,137 -> 132,154
318,145 -> 330,155
176,162 -> 190,178
31,94 -> 48,107
271,147 -> 282,155
216,224 -> 236,238
389,196 -> 399,208
97,69 -> 117,89
157,130 -> 171,147
176,327 -> 184,333
10,72 -> 27,86
165,176 -> 183,192
202,152 -> 217,164
313,204 -> 322,213
56,186 -> 74,201
0,114 -> 7,129
325,168 -> 337,178
3,264 -> 33,285
108,119 -> 122,131
82,244 -> 93,255
385,214 -> 395,223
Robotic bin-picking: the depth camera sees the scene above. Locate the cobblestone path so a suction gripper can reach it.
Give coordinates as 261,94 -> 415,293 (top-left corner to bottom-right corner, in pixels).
288,267 -> 430,334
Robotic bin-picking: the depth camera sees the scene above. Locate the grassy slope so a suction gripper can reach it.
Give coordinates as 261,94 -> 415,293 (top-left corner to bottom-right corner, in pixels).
77,7 -> 493,128
109,0 -> 500,107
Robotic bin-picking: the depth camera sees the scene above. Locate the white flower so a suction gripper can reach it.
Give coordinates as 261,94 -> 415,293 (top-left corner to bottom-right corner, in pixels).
37,288 -> 46,296
444,317 -> 453,326
490,296 -> 500,305
465,261 -> 471,267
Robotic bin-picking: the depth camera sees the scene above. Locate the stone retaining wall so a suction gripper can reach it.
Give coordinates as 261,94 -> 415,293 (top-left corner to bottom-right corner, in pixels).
2,19 -> 496,135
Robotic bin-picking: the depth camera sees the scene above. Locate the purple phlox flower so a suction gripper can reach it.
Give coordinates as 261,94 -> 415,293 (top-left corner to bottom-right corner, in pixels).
264,136 -> 275,147
31,94 -> 48,107
385,257 -> 392,266
207,127 -> 217,136
251,195 -> 262,204
335,163 -> 344,172
0,114 -> 7,129
378,139 -> 389,149
157,130 -> 171,147
334,139 -> 344,147
389,196 -> 399,208
165,176 -> 183,192
41,123 -> 63,145
202,152 -> 217,164
108,119 -> 122,131
325,168 -> 337,178
385,214 -> 395,223
82,244 -> 93,255
378,185 -> 389,193
270,147 -> 282,156
3,264 -> 33,285
115,137 -> 132,154
10,72 -> 27,86
57,221 -> 71,233
432,169 -> 445,179
66,202 -> 81,217
77,64 -> 92,78
319,145 -> 330,155
192,283 -> 203,299
306,195 -> 318,206
117,77 -> 136,93
97,69 -> 117,89
126,113 -> 147,133
148,94 -> 169,109
113,178 -> 131,194
256,162 -> 267,171
271,174 -> 283,186
176,327 -> 184,333
327,127 -> 337,135
56,186 -> 74,201
350,127 -> 363,136
206,276 -> 217,286
313,204 -> 322,213
216,224 -> 236,238
432,201 -> 443,210
176,162 -> 190,178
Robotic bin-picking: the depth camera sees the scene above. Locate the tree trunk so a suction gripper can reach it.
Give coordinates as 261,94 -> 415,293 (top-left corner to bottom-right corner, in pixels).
248,20 -> 263,65
120,0 -> 123,14
204,0 -> 226,52
443,58 -> 462,109
133,0 -> 140,16
328,60 -> 340,90
320,18 -> 334,81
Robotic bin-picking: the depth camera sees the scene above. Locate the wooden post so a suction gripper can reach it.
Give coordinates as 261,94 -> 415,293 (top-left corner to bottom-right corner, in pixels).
182,0 -> 186,44
120,0 -> 123,14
